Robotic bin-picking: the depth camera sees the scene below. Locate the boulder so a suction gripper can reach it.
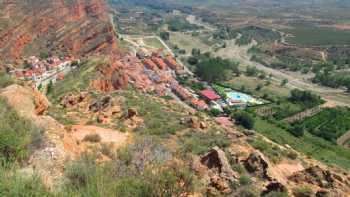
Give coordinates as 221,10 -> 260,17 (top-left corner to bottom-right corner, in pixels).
111,70 -> 129,90
261,181 -> 287,196
33,88 -> 50,115
243,129 -> 256,136
289,166 -> 335,188
127,107 -> 138,119
209,175 -> 232,194
188,117 -> 200,129
199,121 -> 207,129
97,113 -> 110,124
315,190 -> 330,197
89,96 -> 113,112
60,92 -> 88,108
201,146 -> 239,181
244,152 -> 271,180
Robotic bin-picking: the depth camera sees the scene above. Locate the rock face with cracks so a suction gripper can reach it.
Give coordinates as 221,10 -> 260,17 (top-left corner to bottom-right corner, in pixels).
0,0 -> 118,62
197,146 -> 239,195
244,151 -> 271,180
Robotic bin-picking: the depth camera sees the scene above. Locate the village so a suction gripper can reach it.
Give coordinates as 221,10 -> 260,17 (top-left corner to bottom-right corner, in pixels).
4,36 -> 266,127
133,47 -> 265,126
6,56 -> 79,88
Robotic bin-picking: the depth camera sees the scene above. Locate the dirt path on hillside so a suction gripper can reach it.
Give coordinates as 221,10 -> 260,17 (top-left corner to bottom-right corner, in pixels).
71,125 -> 129,146
337,130 -> 350,147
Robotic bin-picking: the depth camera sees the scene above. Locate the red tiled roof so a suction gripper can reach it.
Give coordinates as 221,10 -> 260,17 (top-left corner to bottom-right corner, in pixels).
152,57 -> 167,70
173,85 -> 192,100
201,89 -> 221,101
190,98 -> 208,110
144,59 -> 157,70
164,55 -> 181,70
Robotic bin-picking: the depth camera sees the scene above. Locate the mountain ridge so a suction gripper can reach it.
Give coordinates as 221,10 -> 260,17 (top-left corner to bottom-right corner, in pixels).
0,0 -> 118,64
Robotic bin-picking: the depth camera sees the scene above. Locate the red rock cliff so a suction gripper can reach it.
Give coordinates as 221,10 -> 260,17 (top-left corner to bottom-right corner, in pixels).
0,0 -> 118,62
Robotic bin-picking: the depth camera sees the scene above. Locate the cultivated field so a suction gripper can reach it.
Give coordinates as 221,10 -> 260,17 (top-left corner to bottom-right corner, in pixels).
283,25 -> 350,46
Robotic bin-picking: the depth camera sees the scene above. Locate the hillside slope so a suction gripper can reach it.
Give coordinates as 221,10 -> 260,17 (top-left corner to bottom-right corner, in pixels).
0,0 -> 118,63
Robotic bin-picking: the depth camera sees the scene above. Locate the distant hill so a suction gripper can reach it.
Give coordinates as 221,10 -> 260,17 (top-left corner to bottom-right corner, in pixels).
0,0 -> 118,63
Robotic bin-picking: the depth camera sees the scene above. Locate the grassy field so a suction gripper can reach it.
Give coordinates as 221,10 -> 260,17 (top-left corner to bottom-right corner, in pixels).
283,25 -> 350,46
169,32 -> 210,55
225,75 -> 290,99
253,117 -> 350,170
143,37 -> 164,49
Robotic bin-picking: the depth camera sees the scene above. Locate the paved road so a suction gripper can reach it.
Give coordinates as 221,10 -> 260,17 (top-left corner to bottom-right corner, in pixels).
224,40 -> 350,106
36,65 -> 73,87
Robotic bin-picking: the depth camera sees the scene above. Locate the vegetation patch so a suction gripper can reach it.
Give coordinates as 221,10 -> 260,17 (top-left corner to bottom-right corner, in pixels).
116,88 -> 187,137
0,97 -> 43,166
283,25 -> 350,46
295,107 -> 350,142
253,117 -> 350,169
63,136 -> 197,196
180,129 -> 231,155
247,137 -> 286,164
0,72 -> 14,89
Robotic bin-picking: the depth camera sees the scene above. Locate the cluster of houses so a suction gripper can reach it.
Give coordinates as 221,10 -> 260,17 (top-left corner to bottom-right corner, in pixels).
141,53 -> 211,110
8,56 -> 78,87
170,81 -> 209,110
143,53 -> 185,74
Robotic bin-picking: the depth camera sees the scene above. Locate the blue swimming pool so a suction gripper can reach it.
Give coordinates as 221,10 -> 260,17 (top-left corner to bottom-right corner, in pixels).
226,91 -> 252,102
225,90 -> 264,105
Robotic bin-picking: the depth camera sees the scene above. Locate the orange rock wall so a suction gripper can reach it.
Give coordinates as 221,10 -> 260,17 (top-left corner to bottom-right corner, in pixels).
0,0 -> 118,62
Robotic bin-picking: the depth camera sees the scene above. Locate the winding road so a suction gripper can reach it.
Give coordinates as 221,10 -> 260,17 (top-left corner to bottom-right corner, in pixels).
220,40 -> 350,106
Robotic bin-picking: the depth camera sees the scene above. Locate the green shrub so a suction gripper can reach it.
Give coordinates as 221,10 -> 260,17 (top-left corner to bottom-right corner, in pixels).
231,164 -> 246,175
0,167 -> 51,197
181,129 -> 230,155
0,98 -> 43,166
293,186 -> 314,197
114,178 -> 153,197
286,151 -> 298,160
233,186 -> 259,197
83,134 -> 101,143
210,108 -> 222,117
63,137 -> 196,196
232,111 -> 255,129
0,72 -> 14,88
248,138 -> 284,163
239,175 -> 252,186
264,191 -> 289,197
290,124 -> 305,137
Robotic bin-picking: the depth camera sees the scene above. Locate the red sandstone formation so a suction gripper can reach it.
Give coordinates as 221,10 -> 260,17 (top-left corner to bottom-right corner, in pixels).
0,0 -> 118,62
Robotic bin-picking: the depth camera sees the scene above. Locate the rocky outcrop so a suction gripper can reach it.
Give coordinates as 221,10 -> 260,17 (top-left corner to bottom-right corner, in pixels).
33,88 -> 50,115
60,92 -> 88,108
0,0 -> 118,62
244,152 -> 271,180
201,146 -> 239,181
89,96 -> 114,113
127,108 -> 138,119
207,175 -> 232,195
316,190 -> 330,197
289,166 -> 335,188
261,181 -> 287,196
196,146 -> 239,195
89,60 -> 129,92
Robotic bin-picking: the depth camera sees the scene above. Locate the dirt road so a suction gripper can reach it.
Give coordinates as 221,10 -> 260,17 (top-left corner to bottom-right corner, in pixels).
337,130 -> 350,147
217,40 -> 350,106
